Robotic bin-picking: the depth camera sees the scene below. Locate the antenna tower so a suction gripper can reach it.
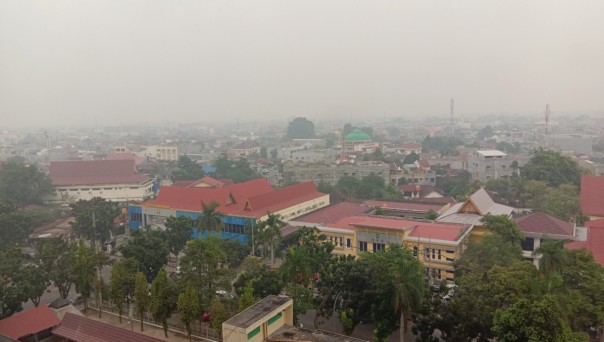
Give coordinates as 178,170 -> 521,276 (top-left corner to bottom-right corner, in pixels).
545,104 -> 550,147
450,98 -> 455,137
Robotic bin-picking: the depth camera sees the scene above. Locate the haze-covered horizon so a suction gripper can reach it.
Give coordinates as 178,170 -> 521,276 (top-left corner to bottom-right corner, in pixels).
1,1 -> 603,129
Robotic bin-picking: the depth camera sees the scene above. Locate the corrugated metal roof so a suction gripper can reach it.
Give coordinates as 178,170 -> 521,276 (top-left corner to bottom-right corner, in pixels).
0,306 -> 60,340
52,313 -> 164,342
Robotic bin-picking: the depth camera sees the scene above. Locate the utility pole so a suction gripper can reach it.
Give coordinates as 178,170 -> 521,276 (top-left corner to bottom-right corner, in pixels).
544,104 -> 550,147
450,98 -> 455,137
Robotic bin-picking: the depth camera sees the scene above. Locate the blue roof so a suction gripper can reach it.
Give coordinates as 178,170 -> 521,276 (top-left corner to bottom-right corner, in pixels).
203,166 -> 217,173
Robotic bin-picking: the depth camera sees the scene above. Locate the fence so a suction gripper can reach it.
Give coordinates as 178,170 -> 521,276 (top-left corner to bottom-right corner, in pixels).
87,300 -> 220,341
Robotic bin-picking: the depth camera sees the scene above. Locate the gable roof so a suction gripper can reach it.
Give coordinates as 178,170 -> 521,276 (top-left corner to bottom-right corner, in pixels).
242,181 -> 326,217
0,306 -> 60,340
566,219 -> 604,267
52,313 -> 163,342
580,176 -> 604,216
223,178 -> 274,203
145,187 -> 234,212
514,212 -> 574,237
436,188 -> 514,225
49,159 -> 149,186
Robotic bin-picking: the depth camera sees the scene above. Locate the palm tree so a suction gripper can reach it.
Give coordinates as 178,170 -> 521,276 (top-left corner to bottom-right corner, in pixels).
259,212 -> 286,267
535,238 -> 566,275
389,245 -> 425,342
197,201 -> 224,234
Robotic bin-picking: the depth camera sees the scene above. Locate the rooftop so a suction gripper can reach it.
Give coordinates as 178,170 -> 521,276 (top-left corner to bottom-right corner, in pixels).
52,313 -> 164,342
344,129 -> 371,141
269,326 -> 369,342
437,188 -> 514,225
514,212 -> 574,237
365,200 -> 444,213
49,159 -> 149,186
475,150 -> 507,157
291,202 -> 372,225
224,295 -> 291,329
0,306 -> 61,340
580,176 -> 604,216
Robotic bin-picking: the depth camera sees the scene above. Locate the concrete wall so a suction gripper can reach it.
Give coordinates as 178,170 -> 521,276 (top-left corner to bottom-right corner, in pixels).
47,181 -> 154,204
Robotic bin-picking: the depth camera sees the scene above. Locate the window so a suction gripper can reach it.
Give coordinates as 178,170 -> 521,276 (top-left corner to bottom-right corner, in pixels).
346,238 -> 351,249
521,237 -> 535,252
359,241 -> 368,252
412,246 -> 418,257
437,249 -> 441,260
425,247 -> 430,259
130,213 -> 143,222
373,243 -> 386,252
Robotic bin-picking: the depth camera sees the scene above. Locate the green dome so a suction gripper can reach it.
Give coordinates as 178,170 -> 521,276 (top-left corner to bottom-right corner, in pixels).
344,128 -> 371,141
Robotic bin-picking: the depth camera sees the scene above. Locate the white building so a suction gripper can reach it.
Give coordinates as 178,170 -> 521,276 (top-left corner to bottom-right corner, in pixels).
143,145 -> 178,161
47,159 -> 154,204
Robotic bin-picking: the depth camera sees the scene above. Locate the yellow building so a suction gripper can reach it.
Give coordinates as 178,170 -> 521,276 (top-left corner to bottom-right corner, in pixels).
318,215 -> 472,282
222,295 -> 293,342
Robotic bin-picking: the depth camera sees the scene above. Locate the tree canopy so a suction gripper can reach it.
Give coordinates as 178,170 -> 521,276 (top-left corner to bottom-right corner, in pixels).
172,155 -> 205,181
70,197 -> 120,245
120,229 -> 169,282
286,117 -> 315,139
521,148 -> 581,187
0,158 -> 54,205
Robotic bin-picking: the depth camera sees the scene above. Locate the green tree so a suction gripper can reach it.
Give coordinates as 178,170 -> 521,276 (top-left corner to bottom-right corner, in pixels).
402,152 -> 420,165
519,180 -> 549,210
335,176 -> 361,200
18,264 -> 49,308
544,184 -> 580,222
178,285 -> 200,342
73,240 -> 97,310
493,295 -> 567,342
476,125 -> 494,140
358,175 -> 386,199
134,272 -> 149,331
172,155 -> 205,181
286,117 -> 315,139
0,202 -> 33,248
36,239 -> 77,299
280,227 -> 334,286
257,213 -> 286,267
109,258 -> 139,323
197,201 -> 224,233
165,216 -> 193,264
70,197 -> 120,246
284,284 -> 314,325
426,209 -> 438,220
150,268 -> 176,337
0,158 -> 54,205
238,282 -> 255,312
317,181 -> 335,194
0,246 -> 25,318
210,297 -> 230,338
521,148 -> 581,187
180,237 -> 234,309
120,229 -> 169,282
535,239 -> 566,276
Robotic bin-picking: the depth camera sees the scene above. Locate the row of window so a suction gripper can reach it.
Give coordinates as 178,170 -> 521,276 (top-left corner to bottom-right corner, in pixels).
358,241 -> 386,252
60,186 -> 145,192
412,246 -> 456,261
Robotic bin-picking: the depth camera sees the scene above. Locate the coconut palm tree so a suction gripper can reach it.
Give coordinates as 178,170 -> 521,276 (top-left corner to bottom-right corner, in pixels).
389,245 -> 425,342
259,212 -> 286,267
197,201 -> 224,234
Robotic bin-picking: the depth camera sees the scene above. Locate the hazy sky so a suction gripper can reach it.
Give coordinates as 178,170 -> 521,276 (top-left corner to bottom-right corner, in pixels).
1,1 -> 603,128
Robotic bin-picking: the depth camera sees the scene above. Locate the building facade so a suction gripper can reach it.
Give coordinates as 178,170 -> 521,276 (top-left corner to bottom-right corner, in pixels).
143,145 -> 179,161
283,160 -> 391,185
467,150 -> 515,182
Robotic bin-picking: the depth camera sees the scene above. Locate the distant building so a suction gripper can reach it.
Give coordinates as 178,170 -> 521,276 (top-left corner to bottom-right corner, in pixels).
228,141 -> 261,158
566,218 -> 604,268
343,129 -> 375,152
47,159 -> 154,204
467,150 -> 514,182
550,134 -> 593,155
395,142 -> 422,156
283,160 -> 391,185
143,145 -> 178,161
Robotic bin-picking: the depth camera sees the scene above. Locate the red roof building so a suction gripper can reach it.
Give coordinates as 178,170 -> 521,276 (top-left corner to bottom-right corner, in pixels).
0,306 -> 61,341
52,313 -> 163,342
580,176 -> 604,218
47,159 -> 154,204
566,219 -> 604,267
